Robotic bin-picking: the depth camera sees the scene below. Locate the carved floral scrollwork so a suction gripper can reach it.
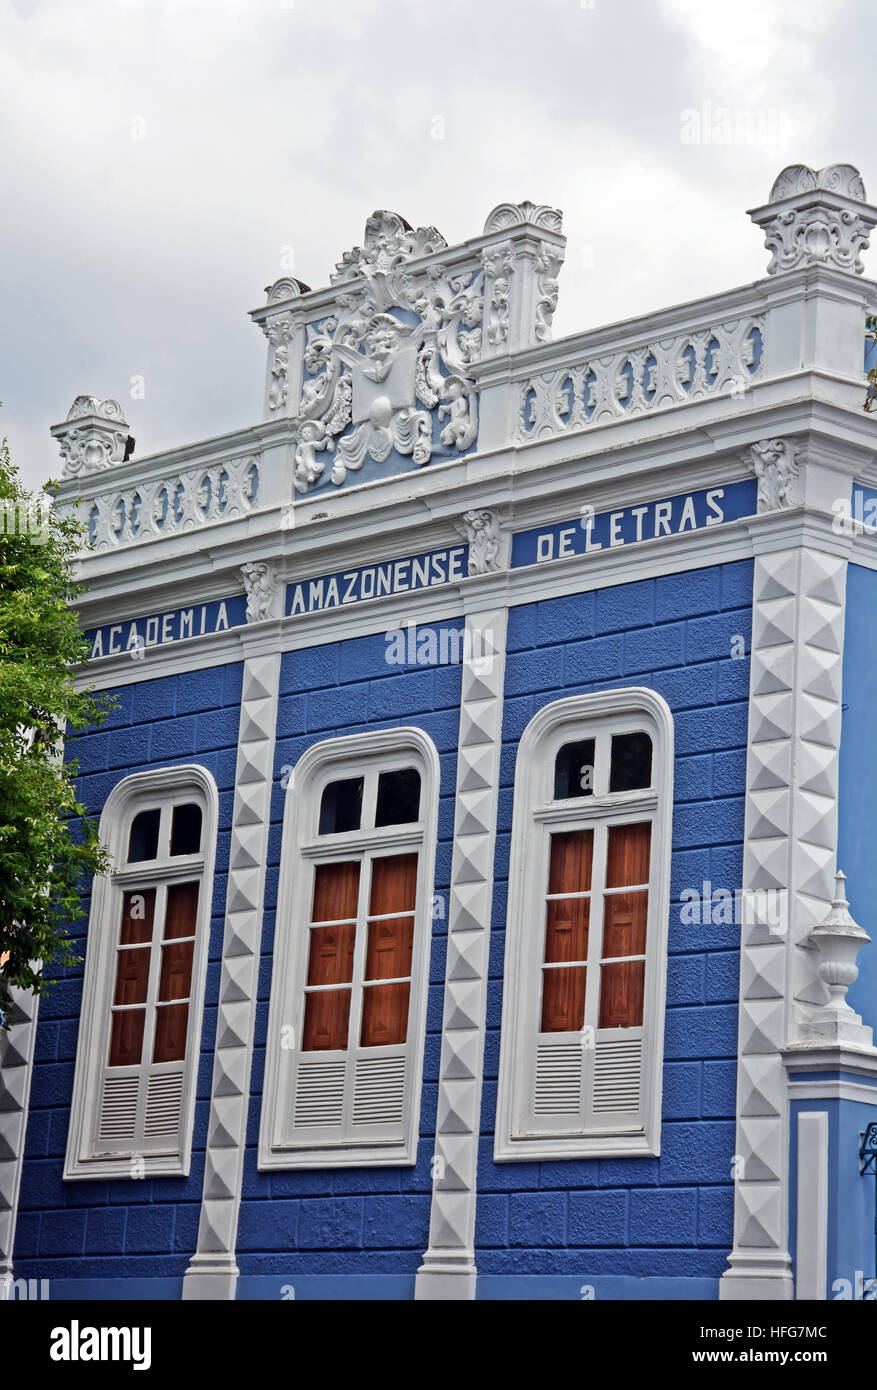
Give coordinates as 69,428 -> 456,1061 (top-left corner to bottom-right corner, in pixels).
289,212 -> 485,493
458,508 -> 502,575
481,241 -> 514,348
241,561 -> 280,623
749,438 -> 800,512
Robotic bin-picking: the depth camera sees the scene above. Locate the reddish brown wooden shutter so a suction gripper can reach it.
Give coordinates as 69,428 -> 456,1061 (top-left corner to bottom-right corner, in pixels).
303,860 -> 360,1050
541,829 -> 592,1033
109,889 -> 156,1066
361,853 -> 417,1047
599,823 -> 650,1029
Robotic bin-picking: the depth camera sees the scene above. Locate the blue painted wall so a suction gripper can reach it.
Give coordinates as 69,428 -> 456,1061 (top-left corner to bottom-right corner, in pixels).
13,664 -> 244,1294
789,1092 -> 877,1299
838,563 -> 877,1029
476,561 -> 752,1297
234,625 -> 462,1299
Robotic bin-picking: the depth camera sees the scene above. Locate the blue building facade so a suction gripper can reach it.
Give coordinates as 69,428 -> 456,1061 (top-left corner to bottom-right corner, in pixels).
4,166 -> 877,1301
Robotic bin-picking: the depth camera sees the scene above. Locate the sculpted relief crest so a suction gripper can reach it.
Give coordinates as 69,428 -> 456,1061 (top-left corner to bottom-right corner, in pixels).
291,211 -> 484,493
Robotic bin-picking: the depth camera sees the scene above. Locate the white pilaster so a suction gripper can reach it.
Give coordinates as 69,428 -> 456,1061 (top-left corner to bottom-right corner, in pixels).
795,1111 -> 829,1300
415,606 -> 507,1300
0,988 -> 40,1281
182,653 -> 280,1300
721,525 -> 848,1300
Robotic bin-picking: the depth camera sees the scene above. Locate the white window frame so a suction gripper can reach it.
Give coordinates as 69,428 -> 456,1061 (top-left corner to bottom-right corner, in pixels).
259,727 -> 440,1170
64,765 -> 219,1181
494,689 -> 673,1162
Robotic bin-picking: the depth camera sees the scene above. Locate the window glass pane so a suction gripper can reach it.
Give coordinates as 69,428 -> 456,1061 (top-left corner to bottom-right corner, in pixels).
170,802 -> 202,856
599,960 -> 645,1028
360,982 -> 410,1047
302,989 -> 351,1051
605,823 -> 651,887
603,891 -> 648,958
109,1009 -> 145,1067
113,948 -> 150,1006
120,888 -> 155,944
553,739 -> 596,799
375,768 -> 421,826
311,861 -> 360,922
164,882 -> 200,939
548,830 -> 593,894
152,1002 -> 190,1063
609,732 -> 652,793
307,922 -> 355,987
540,967 -> 587,1033
127,808 -> 160,862
158,939 -> 194,1001
368,853 -> 417,916
318,777 -> 363,834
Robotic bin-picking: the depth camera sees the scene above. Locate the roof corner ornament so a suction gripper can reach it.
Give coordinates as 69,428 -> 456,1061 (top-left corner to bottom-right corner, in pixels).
51,397 -> 133,478
479,201 -> 565,354
749,163 -> 877,276
241,561 -> 282,624
749,437 -> 800,512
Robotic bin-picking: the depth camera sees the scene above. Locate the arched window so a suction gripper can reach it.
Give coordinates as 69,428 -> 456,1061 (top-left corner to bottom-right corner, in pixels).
64,766 -> 218,1180
494,690 -> 673,1161
260,728 -> 440,1169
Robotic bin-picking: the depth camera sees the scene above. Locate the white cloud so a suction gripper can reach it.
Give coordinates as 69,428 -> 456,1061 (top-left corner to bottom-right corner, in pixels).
0,0 -> 872,490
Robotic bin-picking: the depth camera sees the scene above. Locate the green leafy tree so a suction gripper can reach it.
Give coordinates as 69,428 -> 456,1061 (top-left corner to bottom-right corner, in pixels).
0,431 -> 110,1027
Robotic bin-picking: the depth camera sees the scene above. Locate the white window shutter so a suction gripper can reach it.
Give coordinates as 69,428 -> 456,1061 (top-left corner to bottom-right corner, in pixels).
287,1043 -> 409,1149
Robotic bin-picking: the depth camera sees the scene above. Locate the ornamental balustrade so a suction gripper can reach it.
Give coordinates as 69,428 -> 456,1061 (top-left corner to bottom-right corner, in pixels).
512,311 -> 765,443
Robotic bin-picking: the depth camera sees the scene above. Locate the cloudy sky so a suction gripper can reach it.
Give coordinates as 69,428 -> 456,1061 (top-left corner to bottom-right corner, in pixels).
2,0 -> 874,493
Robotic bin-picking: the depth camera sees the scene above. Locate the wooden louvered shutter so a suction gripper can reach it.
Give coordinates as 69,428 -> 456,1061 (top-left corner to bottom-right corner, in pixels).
523,820 -> 650,1138
288,852 -> 415,1150
96,881 -> 194,1155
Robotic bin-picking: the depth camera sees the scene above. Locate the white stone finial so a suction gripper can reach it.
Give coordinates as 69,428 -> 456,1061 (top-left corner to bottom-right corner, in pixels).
50,397 -> 133,478
806,869 -> 873,1047
750,163 -> 877,276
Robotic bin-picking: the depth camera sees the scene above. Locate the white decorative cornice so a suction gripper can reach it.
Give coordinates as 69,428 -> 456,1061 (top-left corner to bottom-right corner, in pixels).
750,163 -> 877,276
240,560 -> 281,622
749,438 -> 800,512
51,396 -> 133,478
